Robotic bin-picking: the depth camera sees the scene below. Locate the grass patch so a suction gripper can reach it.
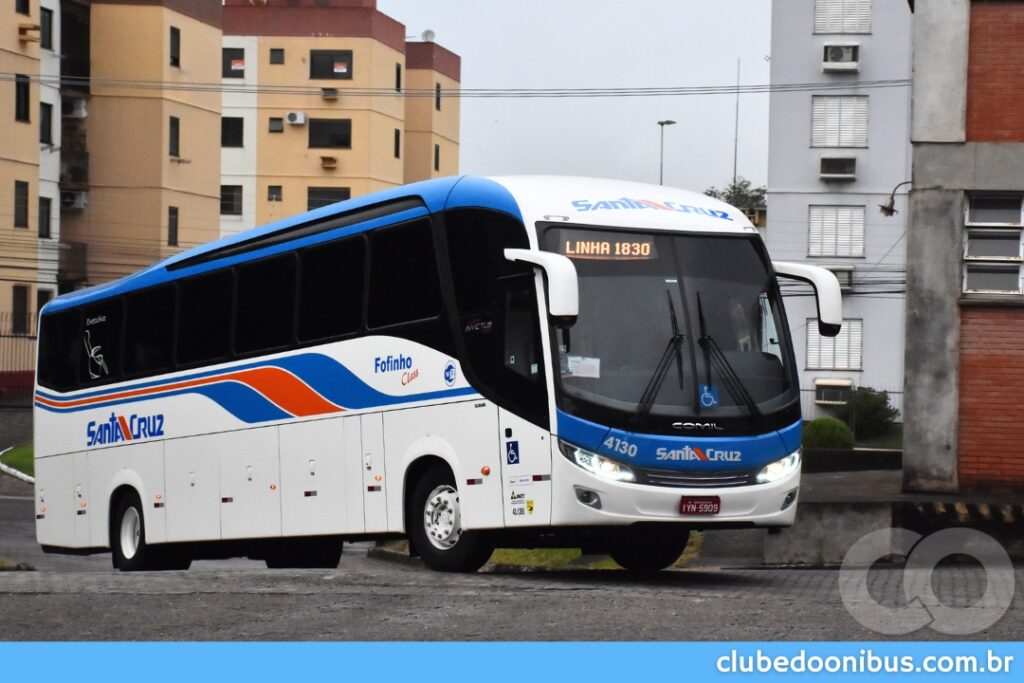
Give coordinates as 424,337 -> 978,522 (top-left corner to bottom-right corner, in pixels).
855,423 -> 903,450
0,557 -> 34,571
0,441 -> 33,477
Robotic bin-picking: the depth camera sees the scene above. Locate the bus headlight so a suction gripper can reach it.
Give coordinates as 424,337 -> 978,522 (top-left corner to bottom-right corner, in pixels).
558,440 -> 636,483
756,450 -> 801,484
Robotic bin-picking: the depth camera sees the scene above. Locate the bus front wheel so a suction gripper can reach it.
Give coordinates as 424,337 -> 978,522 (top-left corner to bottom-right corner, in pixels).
110,491 -> 190,571
408,464 -> 493,573
608,526 -> 691,573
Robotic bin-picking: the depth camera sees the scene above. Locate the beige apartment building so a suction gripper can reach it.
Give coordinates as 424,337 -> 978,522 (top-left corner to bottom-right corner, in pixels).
220,0 -> 461,234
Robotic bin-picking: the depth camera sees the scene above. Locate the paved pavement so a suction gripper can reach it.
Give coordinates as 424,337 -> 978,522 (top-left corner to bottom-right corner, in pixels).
1,472 -> 1022,641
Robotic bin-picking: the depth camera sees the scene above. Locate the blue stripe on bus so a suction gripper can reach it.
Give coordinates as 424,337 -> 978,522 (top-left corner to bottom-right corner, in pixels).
555,409 -> 802,471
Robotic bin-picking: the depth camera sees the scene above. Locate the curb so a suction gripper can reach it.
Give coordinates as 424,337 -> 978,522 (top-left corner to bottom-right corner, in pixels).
0,447 -> 34,485
366,543 -> 559,573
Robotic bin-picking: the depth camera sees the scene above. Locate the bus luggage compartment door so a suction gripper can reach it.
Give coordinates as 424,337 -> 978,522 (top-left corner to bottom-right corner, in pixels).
360,413 -> 388,533
218,427 -> 282,540
279,417 -> 350,536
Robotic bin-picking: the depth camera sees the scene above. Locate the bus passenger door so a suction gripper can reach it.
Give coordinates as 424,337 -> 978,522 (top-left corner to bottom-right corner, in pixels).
499,409 -> 552,526
361,413 -> 388,533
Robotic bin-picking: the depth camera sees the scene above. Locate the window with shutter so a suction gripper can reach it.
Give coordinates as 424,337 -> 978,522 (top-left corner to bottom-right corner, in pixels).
807,319 -> 862,370
809,206 -> 864,257
812,96 -> 868,147
814,0 -> 871,34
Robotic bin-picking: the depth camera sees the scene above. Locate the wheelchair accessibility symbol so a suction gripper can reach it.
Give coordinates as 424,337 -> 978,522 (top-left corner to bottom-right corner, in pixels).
506,440 -> 520,465
699,384 -> 720,408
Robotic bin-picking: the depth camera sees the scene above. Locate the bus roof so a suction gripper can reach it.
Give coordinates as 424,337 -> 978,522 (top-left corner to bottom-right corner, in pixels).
43,175 -> 753,314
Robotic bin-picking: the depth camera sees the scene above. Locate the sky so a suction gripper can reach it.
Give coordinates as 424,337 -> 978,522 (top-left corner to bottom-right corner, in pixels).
377,0 -> 773,193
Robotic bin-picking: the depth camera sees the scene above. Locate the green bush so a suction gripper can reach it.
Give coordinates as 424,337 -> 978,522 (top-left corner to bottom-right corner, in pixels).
834,387 -> 900,439
803,417 -> 854,450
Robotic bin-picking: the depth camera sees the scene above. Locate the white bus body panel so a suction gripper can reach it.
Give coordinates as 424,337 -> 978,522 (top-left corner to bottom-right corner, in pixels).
164,436 -> 221,542
360,413 -> 388,533
498,408 -> 552,526
34,454 -> 75,547
343,416 -> 366,533
87,441 -> 167,546
219,427 -> 282,540
279,417 -> 350,537
383,401 -> 501,533
73,451 -> 90,546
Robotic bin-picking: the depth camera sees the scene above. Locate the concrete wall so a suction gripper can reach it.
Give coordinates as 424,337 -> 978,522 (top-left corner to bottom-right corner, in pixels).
910,0 -> 969,143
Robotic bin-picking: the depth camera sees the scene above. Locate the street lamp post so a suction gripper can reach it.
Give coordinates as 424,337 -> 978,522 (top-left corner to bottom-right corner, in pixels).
657,119 -> 676,185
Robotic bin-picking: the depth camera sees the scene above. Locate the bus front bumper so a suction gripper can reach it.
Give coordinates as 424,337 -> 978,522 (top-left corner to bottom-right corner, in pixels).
550,445 -> 801,528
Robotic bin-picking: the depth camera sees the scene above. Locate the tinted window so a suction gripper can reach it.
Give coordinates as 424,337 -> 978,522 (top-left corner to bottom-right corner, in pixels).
309,119 -> 351,148
236,254 -> 296,354
298,237 -> 364,341
170,27 -> 180,67
169,116 -> 180,156
310,50 -> 353,79
269,48 -> 284,64
39,309 -> 80,390
178,270 -> 233,365
15,74 -> 29,122
221,117 -> 243,147
368,220 -> 440,328
222,47 -> 244,78
307,186 -> 350,210
14,181 -> 28,227
81,299 -> 123,384
221,185 -> 242,215
41,8 -> 53,49
124,285 -> 175,376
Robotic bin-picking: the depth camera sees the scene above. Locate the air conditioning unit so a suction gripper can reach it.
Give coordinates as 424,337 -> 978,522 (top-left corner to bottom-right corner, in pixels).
18,23 -> 41,43
827,264 -> 855,292
820,157 -> 857,181
814,378 -> 853,406
321,88 -> 339,100
286,111 -> 307,125
320,155 -> 338,169
63,98 -> 88,119
822,43 -> 859,72
60,191 -> 87,210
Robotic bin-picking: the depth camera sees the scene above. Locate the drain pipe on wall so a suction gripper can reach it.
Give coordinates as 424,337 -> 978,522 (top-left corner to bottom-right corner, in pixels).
0,447 -> 34,485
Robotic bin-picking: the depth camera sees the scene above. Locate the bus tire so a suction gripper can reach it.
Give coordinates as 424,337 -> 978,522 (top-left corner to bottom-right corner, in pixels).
408,464 -> 492,573
110,490 -> 175,571
608,526 -> 690,573
265,537 -> 343,569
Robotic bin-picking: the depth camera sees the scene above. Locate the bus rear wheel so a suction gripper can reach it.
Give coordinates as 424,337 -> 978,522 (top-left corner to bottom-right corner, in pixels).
111,491 -> 190,571
608,526 -> 691,573
408,464 -> 493,573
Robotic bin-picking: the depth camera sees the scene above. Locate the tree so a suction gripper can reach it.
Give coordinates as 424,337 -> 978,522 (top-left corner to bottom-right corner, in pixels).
704,177 -> 766,210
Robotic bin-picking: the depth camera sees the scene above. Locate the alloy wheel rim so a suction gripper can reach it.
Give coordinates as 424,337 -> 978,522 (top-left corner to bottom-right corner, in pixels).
424,484 -> 462,550
120,506 -> 141,560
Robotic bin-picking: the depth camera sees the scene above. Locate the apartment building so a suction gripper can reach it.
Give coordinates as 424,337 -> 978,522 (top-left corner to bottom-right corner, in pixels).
59,0 -> 223,284
904,0 -> 1024,493
219,0 -> 460,237
766,0 -> 912,418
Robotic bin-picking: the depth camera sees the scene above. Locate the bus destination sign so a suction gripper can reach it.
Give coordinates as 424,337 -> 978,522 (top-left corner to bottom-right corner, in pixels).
560,230 -> 657,261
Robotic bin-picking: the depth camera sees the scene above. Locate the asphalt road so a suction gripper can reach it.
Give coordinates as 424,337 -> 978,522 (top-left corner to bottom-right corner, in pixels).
1,473 -> 1022,641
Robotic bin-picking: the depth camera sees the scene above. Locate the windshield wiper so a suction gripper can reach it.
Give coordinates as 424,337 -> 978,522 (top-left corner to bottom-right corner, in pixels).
637,290 -> 686,418
696,291 -> 764,425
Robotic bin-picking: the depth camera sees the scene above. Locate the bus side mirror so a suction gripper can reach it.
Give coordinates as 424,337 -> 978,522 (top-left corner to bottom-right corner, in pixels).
772,261 -> 843,337
504,248 -> 578,326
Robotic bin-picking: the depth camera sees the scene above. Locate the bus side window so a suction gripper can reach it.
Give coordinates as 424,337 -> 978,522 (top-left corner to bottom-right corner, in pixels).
298,236 -> 364,342
367,219 -> 441,328
38,308 -> 81,391
236,253 -> 297,354
444,208 -> 548,428
123,285 -> 176,377
177,269 -> 234,366
80,299 -> 123,385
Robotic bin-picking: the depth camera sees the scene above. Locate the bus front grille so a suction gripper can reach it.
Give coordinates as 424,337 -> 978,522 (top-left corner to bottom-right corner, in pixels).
635,467 -> 758,488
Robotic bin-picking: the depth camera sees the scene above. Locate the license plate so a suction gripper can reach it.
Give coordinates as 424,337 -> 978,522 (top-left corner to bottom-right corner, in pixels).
679,496 -> 720,515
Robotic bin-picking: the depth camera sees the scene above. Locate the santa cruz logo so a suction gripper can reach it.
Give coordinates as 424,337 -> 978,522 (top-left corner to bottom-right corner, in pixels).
656,445 -> 742,462
86,412 -> 165,448
571,198 -> 733,221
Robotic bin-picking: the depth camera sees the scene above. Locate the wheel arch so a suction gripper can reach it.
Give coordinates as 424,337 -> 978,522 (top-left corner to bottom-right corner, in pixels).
107,482 -> 143,549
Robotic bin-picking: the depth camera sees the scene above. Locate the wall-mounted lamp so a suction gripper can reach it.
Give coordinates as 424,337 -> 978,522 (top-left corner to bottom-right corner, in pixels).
879,180 -> 912,217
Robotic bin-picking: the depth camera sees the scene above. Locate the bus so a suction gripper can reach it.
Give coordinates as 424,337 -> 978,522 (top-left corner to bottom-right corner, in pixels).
33,176 -> 842,573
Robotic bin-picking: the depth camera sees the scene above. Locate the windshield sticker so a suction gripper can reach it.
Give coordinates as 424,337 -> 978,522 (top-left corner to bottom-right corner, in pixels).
699,384 -> 720,408
567,355 -> 601,379
571,198 -> 733,221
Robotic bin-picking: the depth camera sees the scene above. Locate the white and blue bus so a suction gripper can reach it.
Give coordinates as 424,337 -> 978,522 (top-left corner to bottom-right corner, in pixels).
34,176 -> 841,572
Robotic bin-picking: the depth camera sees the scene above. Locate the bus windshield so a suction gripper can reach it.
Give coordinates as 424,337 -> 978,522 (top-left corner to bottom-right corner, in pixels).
542,225 -> 797,436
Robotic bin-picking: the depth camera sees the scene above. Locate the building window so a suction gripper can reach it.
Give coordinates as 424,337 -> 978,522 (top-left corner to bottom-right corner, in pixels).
40,102 -> 52,144
220,185 -> 243,216
16,0 -> 28,15
221,117 -> 243,147
811,96 -> 867,147
15,74 -> 30,122
310,50 -> 353,80
269,48 -> 285,65
435,83 -> 442,111
395,63 -> 402,92
222,47 -> 245,78
14,181 -> 28,228
814,0 -> 870,34
268,185 -> 282,202
170,26 -> 181,68
38,196 -> 51,238
394,129 -> 401,158
168,206 -> 178,246
307,187 -> 350,211
809,205 -> 864,257
964,192 -> 1024,293
308,119 -> 351,148
807,319 -> 862,370
169,116 -> 180,157
268,117 -> 284,133
36,289 -> 53,315
41,8 -> 53,50
434,144 -> 440,172
12,285 -> 29,335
